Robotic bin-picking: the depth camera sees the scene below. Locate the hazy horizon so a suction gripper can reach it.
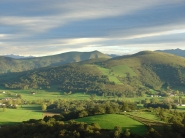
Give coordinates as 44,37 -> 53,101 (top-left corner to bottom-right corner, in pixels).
1,48 -> 185,58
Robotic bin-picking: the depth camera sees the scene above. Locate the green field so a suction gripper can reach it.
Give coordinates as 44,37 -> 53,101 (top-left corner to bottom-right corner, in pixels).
128,111 -> 160,121
94,64 -> 137,84
0,87 -> 164,102
75,114 -> 147,135
111,65 -> 137,77
95,65 -> 122,84
0,88 -> 94,101
0,105 -> 43,125
176,106 -> 185,112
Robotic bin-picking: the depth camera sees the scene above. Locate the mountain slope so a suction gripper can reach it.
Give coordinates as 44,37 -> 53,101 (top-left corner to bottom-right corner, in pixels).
0,51 -> 110,74
156,48 -> 185,57
103,51 -> 185,89
2,51 -> 185,96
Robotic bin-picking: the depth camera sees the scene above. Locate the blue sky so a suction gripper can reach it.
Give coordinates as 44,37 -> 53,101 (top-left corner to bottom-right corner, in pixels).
0,0 -> 185,56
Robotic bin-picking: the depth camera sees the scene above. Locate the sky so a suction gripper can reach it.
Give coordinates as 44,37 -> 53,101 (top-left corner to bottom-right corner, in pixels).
0,0 -> 185,56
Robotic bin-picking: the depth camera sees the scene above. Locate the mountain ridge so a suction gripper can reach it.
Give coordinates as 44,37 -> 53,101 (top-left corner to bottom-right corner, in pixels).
0,50 -> 110,74
2,51 -> 185,94
156,48 -> 185,57
3,54 -> 34,59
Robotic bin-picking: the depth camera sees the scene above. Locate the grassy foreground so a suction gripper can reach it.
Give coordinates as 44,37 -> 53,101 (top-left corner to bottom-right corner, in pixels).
75,114 -> 147,135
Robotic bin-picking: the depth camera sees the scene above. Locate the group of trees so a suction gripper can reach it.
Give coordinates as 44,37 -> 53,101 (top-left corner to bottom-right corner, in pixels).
144,103 -> 177,109
0,92 -> 23,109
0,118 -> 142,138
45,100 -> 137,120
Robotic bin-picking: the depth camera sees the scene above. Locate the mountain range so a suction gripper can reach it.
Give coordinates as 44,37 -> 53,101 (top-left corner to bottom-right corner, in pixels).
156,48 -> 185,57
1,50 -> 185,95
3,54 -> 34,59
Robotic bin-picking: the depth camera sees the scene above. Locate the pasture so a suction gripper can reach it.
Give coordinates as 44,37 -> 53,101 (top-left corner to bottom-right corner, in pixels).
96,65 -> 122,84
128,111 -> 160,121
0,87 -> 165,103
111,65 -> 137,77
0,105 -> 43,125
75,114 -> 147,135
0,88 -> 93,101
176,106 -> 185,112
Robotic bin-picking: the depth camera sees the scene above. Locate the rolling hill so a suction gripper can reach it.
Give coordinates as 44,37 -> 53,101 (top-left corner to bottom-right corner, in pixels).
0,51 -> 110,74
1,51 -> 185,96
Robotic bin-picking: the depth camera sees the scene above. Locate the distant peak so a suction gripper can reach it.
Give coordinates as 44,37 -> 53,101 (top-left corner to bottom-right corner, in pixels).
92,50 -> 101,53
156,48 -> 185,58
134,50 -> 154,55
3,54 -> 34,59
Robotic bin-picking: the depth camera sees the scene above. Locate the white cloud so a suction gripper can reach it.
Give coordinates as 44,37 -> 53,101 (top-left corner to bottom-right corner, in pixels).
0,34 -> 8,39
0,0 -> 175,33
0,0 -> 185,55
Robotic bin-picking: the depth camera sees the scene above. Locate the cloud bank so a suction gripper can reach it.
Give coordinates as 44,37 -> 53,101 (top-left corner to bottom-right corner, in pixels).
0,0 -> 185,56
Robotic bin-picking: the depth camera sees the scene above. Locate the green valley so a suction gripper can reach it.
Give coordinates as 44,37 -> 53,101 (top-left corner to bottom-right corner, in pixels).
1,50 -> 185,137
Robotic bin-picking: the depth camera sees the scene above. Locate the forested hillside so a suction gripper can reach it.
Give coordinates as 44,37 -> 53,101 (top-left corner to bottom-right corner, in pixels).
1,51 -> 185,97
0,51 -> 110,74
103,51 -> 185,89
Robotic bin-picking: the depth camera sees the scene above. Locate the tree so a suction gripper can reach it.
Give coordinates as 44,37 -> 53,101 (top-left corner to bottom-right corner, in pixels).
121,102 -> 129,111
113,131 -> 120,138
113,126 -> 122,138
42,104 -> 47,111
145,98 -> 150,104
163,97 -> 174,103
124,129 -> 130,137
150,98 -> 159,104
78,110 -> 88,118
179,96 -> 182,105
17,94 -> 22,99
8,100 -> 13,105
90,94 -> 96,100
3,106 -> 6,112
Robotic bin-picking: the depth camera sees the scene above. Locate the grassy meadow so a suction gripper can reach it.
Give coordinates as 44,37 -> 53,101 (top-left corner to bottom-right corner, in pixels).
128,111 -> 160,121
96,65 -> 122,84
75,114 -> 147,135
0,85 -> 165,102
0,86 -> 92,101
111,65 -> 137,77
0,105 -> 43,125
